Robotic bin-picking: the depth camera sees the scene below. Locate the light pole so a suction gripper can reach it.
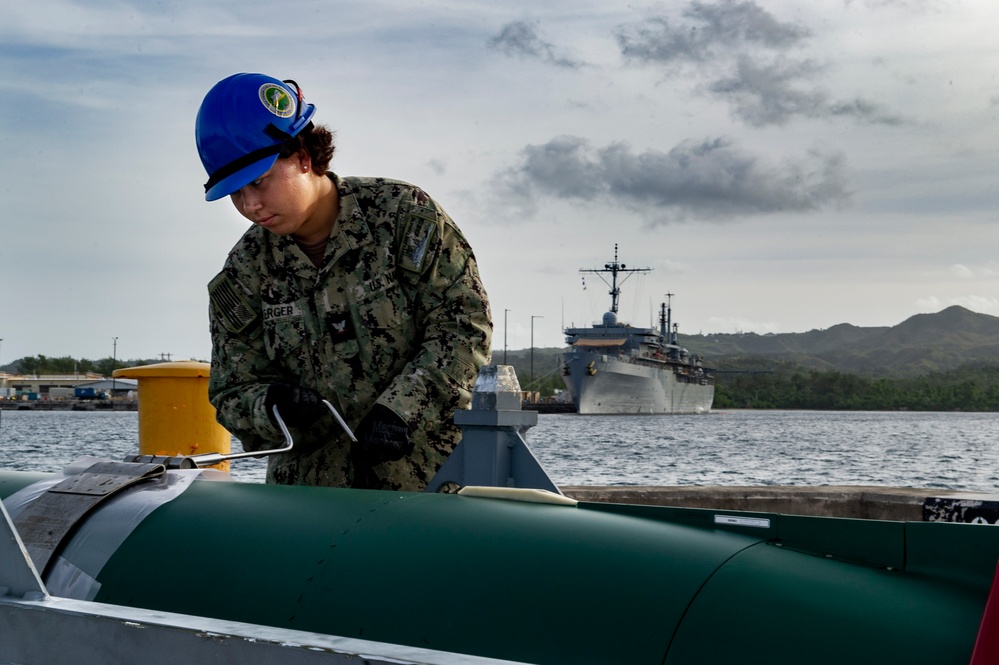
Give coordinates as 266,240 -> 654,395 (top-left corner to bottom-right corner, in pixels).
503,309 -> 510,365
530,315 -> 543,388
111,337 -> 118,402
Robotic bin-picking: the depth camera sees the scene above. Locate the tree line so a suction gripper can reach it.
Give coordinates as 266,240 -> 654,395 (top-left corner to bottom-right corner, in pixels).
4,355 -> 160,378
713,362 -> 999,411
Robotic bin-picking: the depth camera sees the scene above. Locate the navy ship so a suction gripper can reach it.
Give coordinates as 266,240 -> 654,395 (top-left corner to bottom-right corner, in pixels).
560,246 -> 715,415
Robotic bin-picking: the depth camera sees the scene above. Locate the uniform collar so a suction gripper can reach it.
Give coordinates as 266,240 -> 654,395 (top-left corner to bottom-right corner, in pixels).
324,172 -> 374,268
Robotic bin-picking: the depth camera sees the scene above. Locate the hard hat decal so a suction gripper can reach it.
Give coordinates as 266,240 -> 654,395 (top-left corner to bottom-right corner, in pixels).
259,83 -> 295,118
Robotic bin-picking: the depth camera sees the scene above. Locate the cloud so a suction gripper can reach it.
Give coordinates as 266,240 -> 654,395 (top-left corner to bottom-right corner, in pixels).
497,135 -> 850,223
427,158 -> 447,176
488,20 -> 585,69
615,1 -> 810,66
950,264 -> 975,279
3,2 -> 267,52
616,0 -> 904,127
950,263 -> 999,279
710,55 -> 906,127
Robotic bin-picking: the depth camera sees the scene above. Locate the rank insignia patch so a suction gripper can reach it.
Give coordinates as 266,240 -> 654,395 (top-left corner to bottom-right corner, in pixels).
325,310 -> 356,344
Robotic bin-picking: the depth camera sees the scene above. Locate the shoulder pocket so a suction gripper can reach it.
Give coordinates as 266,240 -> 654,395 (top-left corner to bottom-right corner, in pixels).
397,202 -> 439,276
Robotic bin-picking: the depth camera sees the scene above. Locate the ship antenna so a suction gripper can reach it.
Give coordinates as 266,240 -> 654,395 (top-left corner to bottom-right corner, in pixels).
579,243 -> 650,314
666,293 -> 673,343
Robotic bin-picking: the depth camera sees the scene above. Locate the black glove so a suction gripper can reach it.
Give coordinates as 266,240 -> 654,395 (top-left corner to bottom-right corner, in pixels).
264,382 -> 326,429
353,404 -> 414,466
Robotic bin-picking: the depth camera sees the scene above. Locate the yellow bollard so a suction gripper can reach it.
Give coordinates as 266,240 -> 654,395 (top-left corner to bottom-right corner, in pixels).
113,361 -> 231,472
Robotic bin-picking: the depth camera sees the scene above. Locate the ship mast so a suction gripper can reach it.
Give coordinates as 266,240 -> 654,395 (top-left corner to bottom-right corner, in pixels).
580,244 -> 651,314
660,293 -> 674,341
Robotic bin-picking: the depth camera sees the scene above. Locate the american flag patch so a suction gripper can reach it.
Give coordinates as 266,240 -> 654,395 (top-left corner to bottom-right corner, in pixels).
209,273 -> 258,334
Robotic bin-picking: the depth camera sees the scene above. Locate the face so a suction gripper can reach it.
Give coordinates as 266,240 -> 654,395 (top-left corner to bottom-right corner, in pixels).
229,152 -> 319,238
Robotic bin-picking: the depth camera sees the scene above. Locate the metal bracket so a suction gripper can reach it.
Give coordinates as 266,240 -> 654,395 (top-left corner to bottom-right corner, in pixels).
10,461 -> 165,577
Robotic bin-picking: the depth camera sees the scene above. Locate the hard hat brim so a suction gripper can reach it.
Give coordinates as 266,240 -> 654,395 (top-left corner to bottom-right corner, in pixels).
204,153 -> 280,202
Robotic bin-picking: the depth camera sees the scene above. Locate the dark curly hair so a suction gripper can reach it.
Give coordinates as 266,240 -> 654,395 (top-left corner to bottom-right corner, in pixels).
279,123 -> 336,173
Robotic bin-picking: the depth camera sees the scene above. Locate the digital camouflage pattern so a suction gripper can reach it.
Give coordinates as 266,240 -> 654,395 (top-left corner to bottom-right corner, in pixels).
208,173 -> 492,490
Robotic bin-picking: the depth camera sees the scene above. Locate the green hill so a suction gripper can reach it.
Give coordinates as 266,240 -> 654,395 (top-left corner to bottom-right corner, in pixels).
680,306 -> 999,377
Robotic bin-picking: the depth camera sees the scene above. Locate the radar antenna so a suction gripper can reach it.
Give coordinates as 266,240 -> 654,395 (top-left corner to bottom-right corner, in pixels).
579,244 -> 651,314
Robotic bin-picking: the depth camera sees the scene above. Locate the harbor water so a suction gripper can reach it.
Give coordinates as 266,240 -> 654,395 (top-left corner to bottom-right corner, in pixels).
0,409 -> 997,492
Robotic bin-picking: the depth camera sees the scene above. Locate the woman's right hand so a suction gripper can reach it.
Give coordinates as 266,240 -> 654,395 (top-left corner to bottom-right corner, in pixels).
264,382 -> 327,429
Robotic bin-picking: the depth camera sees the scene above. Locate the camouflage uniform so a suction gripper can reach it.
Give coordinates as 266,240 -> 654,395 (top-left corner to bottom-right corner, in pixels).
207,173 -> 492,490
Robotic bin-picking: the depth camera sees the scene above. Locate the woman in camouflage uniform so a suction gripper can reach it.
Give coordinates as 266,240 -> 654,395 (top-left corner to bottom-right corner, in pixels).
196,73 -> 492,491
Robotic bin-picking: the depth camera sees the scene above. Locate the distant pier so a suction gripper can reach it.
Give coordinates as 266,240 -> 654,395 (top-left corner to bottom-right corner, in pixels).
0,400 -> 137,411
523,401 -> 577,414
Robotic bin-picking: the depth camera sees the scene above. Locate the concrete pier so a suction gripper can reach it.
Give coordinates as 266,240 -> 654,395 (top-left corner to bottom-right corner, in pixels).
561,485 -> 999,522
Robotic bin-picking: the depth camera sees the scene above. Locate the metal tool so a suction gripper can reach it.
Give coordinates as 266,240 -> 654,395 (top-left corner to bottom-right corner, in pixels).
322,399 -> 357,443
184,399 -> 356,468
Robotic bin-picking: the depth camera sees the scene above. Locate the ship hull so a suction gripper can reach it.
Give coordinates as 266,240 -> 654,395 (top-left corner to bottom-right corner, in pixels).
562,350 -> 714,415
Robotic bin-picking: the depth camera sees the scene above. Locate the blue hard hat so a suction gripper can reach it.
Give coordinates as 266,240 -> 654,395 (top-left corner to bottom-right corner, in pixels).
196,73 -> 317,201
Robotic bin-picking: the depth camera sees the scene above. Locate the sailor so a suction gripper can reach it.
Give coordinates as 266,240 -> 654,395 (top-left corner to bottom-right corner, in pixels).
196,73 -> 492,490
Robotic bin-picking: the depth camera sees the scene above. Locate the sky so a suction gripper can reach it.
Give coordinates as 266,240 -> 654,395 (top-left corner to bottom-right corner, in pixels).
1,0 -> 998,365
